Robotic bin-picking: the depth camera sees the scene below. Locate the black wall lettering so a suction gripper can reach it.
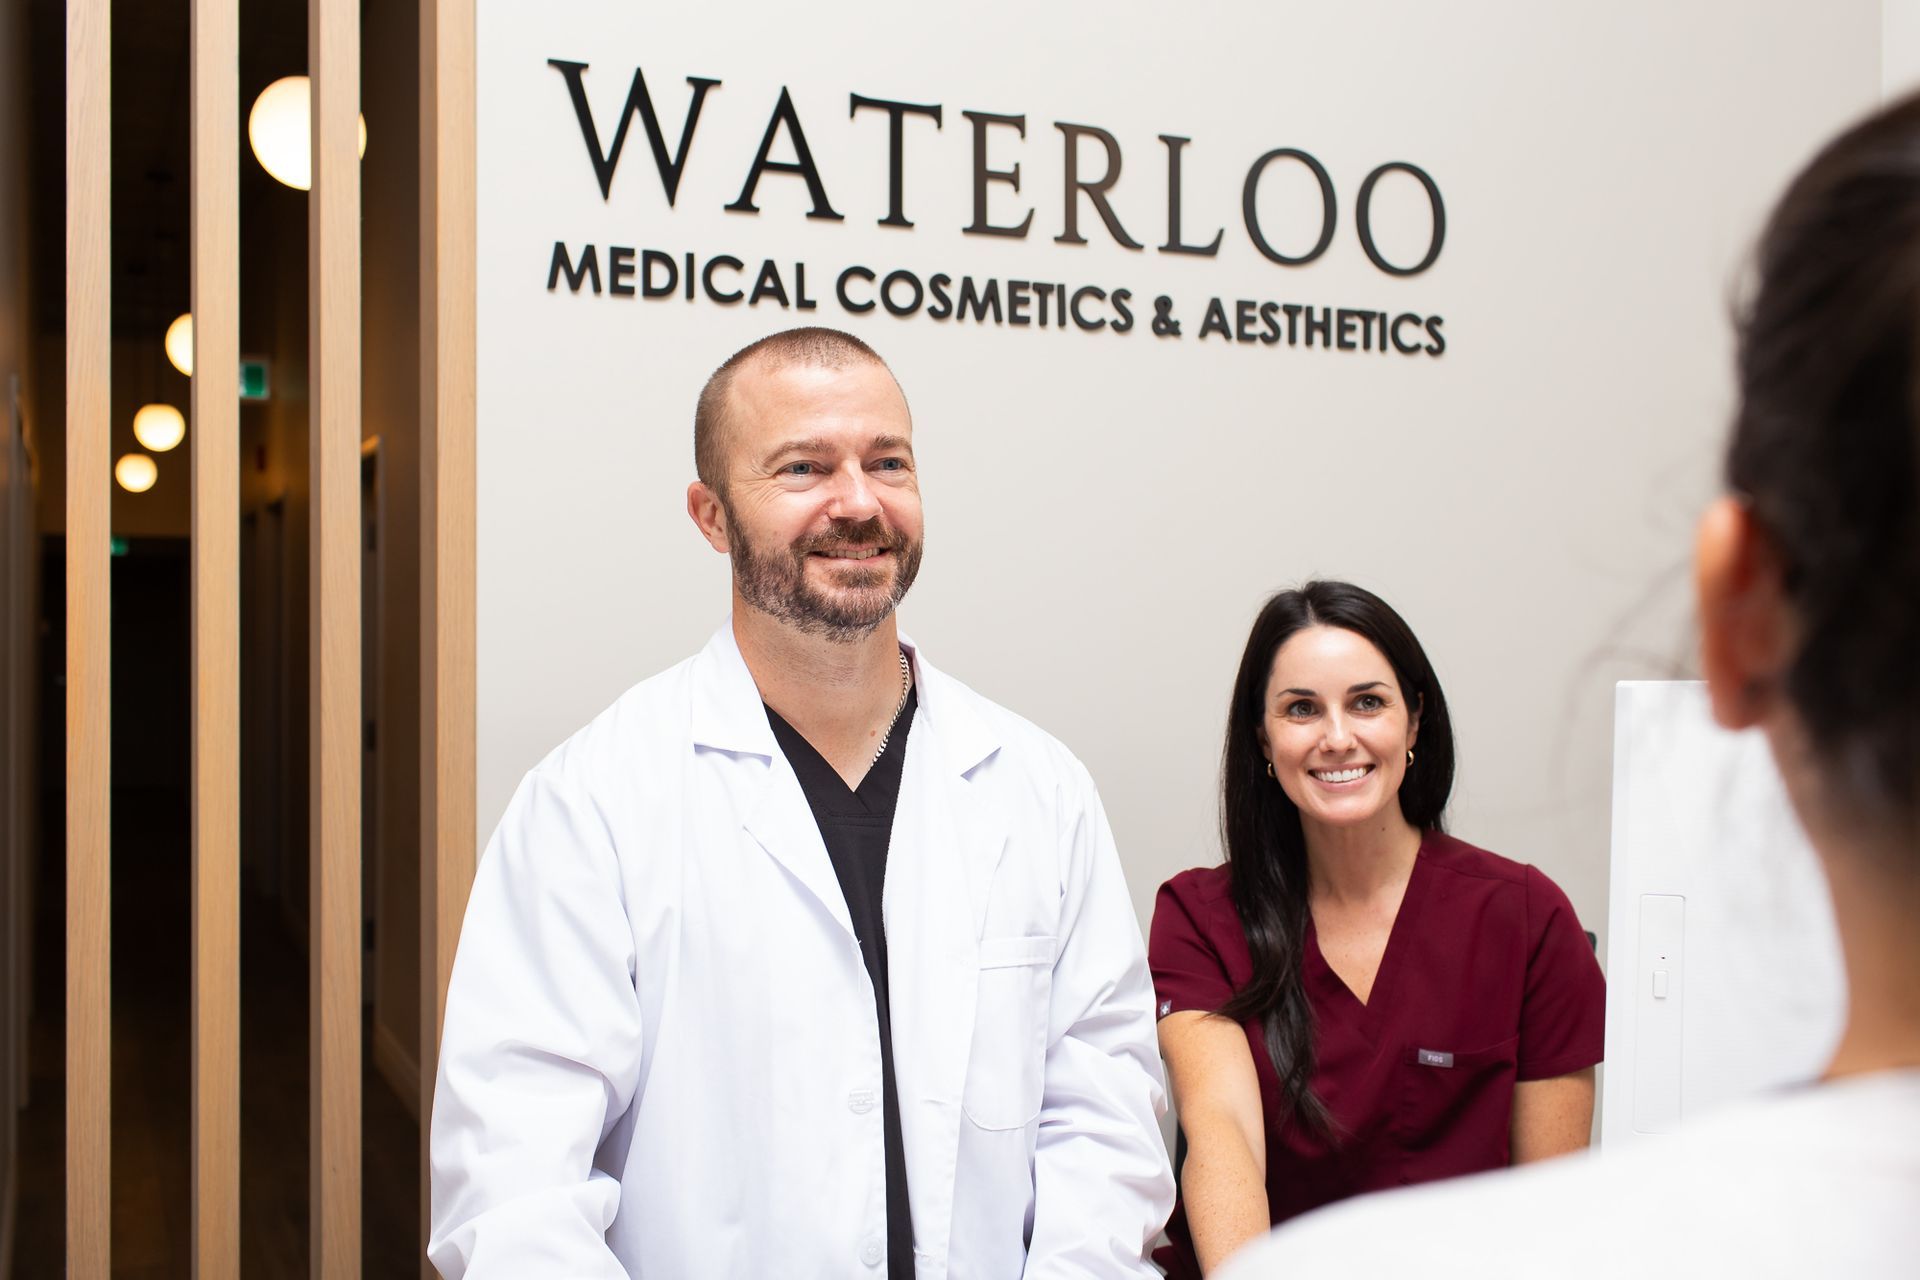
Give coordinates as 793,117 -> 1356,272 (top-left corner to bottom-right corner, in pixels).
927,274 -> 955,320
1198,298 -> 1231,340
1391,312 -> 1423,353
1242,148 -> 1337,267
850,95 -> 943,228
1070,285 -> 1108,331
1259,302 -> 1282,344
1356,162 -> 1446,277
1235,299 -> 1258,343
703,255 -> 745,303
1303,305 -> 1332,347
728,87 -> 845,220
641,250 -> 677,297
548,241 -> 602,293
548,60 -> 719,203
749,260 -> 790,307
881,269 -> 925,316
837,265 -> 876,312
956,276 -> 1004,322
1159,135 -> 1223,256
961,111 -> 1035,238
608,245 -> 636,295
1054,122 -> 1142,249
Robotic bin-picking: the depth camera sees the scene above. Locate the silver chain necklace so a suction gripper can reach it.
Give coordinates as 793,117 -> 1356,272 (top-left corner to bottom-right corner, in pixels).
870,650 -> 912,767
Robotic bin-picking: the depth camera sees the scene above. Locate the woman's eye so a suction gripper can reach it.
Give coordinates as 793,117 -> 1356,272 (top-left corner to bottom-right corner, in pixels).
1285,700 -> 1315,718
1354,694 -> 1384,712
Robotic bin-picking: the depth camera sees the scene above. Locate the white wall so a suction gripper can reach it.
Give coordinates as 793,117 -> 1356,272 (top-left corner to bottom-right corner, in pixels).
1887,0 -> 1920,95
476,1 -> 1886,959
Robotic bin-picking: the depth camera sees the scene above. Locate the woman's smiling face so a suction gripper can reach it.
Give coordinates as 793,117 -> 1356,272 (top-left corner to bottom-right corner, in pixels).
1260,625 -> 1421,835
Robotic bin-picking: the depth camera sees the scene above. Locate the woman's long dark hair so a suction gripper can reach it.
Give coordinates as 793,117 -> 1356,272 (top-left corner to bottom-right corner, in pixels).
1214,581 -> 1456,1136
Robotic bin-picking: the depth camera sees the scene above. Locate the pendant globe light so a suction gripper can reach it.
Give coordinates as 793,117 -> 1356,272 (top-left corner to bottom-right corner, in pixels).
132,403 -> 186,452
115,453 -> 158,493
249,76 -> 368,191
165,312 -> 193,377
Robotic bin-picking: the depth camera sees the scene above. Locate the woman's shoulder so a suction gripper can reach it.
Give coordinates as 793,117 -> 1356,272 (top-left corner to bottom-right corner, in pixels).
1421,831 -> 1590,939
1150,862 -> 1248,976
1158,861 -> 1234,905
1420,829 -> 1537,889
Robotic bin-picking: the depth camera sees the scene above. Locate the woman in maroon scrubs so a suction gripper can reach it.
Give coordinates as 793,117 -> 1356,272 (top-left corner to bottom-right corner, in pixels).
1149,581 -> 1604,1278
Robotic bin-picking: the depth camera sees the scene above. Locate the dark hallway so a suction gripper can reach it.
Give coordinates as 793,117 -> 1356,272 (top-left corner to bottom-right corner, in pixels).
13,540 -> 419,1277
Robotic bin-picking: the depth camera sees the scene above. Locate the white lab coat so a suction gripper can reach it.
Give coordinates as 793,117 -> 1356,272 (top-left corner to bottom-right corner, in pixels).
429,621 -> 1174,1278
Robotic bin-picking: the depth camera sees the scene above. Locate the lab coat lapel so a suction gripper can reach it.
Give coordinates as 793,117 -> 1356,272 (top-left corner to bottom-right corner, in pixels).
691,620 -> 856,940
887,640 -> 1004,1271
743,756 -> 857,940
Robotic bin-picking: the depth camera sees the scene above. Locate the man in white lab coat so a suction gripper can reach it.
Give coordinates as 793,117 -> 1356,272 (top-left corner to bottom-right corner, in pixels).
428,327 -> 1175,1278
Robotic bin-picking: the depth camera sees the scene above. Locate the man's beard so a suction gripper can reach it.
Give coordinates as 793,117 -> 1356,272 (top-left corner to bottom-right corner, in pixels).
724,505 -> 924,642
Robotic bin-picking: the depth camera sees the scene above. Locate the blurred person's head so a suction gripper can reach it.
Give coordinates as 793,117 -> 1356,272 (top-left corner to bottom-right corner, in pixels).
1696,92 -> 1920,1072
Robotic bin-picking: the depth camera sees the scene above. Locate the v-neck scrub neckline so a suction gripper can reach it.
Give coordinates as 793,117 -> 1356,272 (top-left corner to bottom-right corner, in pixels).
1148,831 -> 1605,1280
1303,851 -> 1427,1029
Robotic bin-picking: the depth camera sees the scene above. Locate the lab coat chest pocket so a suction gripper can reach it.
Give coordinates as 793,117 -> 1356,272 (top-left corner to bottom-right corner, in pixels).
961,934 -> 1057,1131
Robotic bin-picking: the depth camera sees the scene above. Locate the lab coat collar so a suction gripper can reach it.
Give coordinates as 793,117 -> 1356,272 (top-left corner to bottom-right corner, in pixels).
687,616 -> 1002,777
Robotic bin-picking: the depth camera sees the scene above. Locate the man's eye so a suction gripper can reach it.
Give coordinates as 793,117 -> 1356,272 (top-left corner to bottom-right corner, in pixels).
874,458 -> 904,472
783,462 -> 816,476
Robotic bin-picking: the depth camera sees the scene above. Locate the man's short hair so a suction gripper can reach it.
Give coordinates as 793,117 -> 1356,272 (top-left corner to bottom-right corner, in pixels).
693,327 -> 894,492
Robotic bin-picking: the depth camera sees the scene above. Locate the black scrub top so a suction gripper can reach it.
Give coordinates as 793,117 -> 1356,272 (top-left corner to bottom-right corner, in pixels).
766,688 -> 917,1280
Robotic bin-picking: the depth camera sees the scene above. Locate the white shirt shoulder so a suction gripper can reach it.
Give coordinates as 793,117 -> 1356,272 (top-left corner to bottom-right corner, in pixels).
1217,1069 -> 1920,1280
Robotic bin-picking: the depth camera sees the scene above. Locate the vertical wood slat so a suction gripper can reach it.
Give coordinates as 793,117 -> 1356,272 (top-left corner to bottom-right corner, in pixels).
310,0 -> 362,1272
417,0 -> 477,1264
65,1 -> 112,1276
190,0 -> 241,1273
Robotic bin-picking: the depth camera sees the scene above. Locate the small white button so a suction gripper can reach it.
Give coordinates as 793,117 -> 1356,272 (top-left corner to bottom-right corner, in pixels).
1652,970 -> 1670,999
848,1088 -> 876,1115
861,1237 -> 883,1267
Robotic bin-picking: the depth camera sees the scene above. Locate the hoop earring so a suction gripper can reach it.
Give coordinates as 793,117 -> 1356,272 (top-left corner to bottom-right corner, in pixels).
1266,760 -> 1275,778
1406,749 -> 1415,767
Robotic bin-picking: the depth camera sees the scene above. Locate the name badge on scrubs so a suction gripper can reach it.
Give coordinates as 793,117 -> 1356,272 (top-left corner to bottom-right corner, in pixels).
1416,1048 -> 1455,1068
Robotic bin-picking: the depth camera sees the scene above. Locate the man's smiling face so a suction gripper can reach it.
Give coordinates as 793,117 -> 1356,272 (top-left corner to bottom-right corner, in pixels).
711,358 -> 924,640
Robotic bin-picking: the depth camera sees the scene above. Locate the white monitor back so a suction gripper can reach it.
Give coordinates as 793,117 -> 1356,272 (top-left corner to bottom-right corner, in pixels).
1601,681 -> 1846,1148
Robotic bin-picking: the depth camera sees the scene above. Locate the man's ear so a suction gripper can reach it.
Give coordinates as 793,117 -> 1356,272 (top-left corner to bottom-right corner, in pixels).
1694,495 -> 1794,731
687,481 -> 731,554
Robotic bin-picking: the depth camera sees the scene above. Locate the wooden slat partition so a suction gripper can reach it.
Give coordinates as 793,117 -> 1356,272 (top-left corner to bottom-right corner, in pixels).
418,0 -> 478,1263
190,0 -> 241,1272
309,0 -> 363,1271
65,1 -> 112,1276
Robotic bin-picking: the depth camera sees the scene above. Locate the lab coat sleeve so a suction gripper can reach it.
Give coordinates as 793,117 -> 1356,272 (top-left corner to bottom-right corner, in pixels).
427,764 -> 644,1279
1024,763 -> 1177,1278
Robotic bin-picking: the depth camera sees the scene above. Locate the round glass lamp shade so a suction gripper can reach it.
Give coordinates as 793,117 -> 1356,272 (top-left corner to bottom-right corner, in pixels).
248,76 -> 368,191
132,403 -> 186,453
165,312 -> 193,376
115,453 -> 158,494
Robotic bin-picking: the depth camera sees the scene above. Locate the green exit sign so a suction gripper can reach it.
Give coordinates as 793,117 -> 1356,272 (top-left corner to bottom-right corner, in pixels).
240,357 -> 270,402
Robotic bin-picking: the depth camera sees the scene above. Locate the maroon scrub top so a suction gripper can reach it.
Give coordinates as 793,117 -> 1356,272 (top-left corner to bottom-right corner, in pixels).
1148,831 -> 1604,1280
